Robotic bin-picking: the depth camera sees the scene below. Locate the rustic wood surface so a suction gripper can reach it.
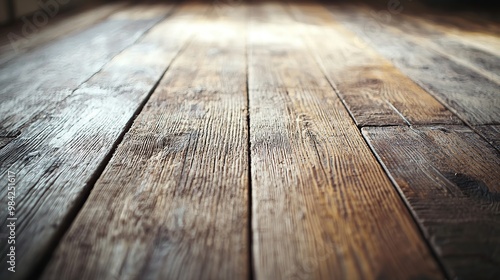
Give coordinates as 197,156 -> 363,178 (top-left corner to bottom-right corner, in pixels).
248,3 -> 442,280
327,4 -> 500,126
289,4 -> 461,127
363,125 -> 500,279
41,5 -> 249,280
0,1 -> 499,279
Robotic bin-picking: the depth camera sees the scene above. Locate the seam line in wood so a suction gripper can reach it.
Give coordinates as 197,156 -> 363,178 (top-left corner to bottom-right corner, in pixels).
245,6 -> 255,280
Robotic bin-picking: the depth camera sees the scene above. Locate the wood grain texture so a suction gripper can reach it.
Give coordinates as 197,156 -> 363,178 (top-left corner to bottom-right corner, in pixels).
249,3 -> 442,280
41,5 -> 249,280
0,4 -> 174,137
0,2 -> 127,65
327,5 -> 500,126
475,125 -> 500,151
363,125 -> 500,279
0,4 -> 205,280
288,3 -> 461,127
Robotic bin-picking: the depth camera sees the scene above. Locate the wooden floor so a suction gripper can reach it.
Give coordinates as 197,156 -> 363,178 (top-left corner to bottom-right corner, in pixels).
0,1 -> 499,279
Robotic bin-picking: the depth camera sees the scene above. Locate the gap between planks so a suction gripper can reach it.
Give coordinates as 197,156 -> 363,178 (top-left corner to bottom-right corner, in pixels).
245,15 -> 256,280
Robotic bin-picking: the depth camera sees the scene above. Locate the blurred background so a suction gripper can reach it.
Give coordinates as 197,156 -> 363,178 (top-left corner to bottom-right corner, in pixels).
1,0 -> 94,25
1,0 -> 499,26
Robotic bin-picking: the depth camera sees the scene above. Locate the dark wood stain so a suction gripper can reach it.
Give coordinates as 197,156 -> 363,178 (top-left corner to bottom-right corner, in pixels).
445,173 -> 500,203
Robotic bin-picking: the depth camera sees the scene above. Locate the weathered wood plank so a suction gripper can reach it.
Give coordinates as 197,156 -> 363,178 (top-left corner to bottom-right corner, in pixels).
0,4 -> 174,137
0,4 -> 207,280
327,5 -> 500,125
475,125 -> 500,151
363,125 -> 500,279
0,2 -> 127,65
249,3 -> 443,279
41,5 -> 249,280
288,3 -> 460,127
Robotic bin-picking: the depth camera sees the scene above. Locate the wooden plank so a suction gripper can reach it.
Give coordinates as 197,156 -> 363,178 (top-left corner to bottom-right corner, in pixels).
0,2 -> 127,65
288,3 -> 460,127
0,4 -> 175,137
363,125 -> 500,279
475,125 -> 500,151
0,4 -> 205,280
248,3 -> 443,279
327,5 -> 500,126
41,5 -> 249,280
